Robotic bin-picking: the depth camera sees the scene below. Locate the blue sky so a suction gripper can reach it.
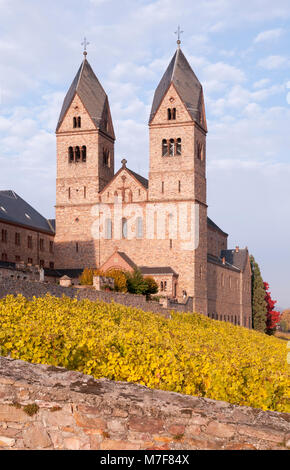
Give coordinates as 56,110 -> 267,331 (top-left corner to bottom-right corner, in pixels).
1,0 -> 290,308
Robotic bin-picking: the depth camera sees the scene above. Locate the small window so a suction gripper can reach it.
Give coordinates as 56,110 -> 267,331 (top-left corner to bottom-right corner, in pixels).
105,218 -> 112,239
15,233 -> 21,246
81,146 -> 86,162
49,262 -> 55,269
15,255 -> 20,262
39,239 -> 44,252
84,186 -> 86,199
167,108 -> 172,120
103,149 -> 110,167
162,139 -> 168,157
39,260 -> 45,268
172,108 -> 176,120
161,181 -> 164,194
122,218 -> 127,239
49,241 -> 54,254
78,116 -> 81,128
73,117 -> 77,128
176,138 -> 181,155
164,281 -> 167,291
68,147 -> 74,163
75,146 -> 80,162
178,180 -> 181,193
136,217 -> 143,239
68,187 -> 71,199
160,281 -> 164,291
1,229 -> 7,243
76,242 -> 79,253
28,258 -> 33,264
27,236 -> 33,249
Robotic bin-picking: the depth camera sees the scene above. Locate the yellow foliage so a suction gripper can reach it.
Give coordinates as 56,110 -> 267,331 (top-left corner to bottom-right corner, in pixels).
0,294 -> 289,412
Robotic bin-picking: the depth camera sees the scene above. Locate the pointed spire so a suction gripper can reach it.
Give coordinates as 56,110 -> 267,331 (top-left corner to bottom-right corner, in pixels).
149,47 -> 206,131
56,58 -> 115,138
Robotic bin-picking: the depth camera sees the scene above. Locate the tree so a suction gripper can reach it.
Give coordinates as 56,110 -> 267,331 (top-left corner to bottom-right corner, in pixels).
250,255 -> 267,332
125,268 -> 149,295
280,310 -> 290,332
106,268 -> 127,293
264,282 -> 281,335
143,276 -> 159,299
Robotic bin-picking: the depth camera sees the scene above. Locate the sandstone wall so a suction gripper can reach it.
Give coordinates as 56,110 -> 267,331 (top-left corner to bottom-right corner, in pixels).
0,357 -> 289,450
0,277 -> 193,316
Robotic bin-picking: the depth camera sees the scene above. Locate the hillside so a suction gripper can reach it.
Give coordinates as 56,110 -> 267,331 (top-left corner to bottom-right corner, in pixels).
0,294 -> 289,412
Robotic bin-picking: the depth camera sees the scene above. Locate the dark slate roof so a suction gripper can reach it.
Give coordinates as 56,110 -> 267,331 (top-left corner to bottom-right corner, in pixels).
117,252 -> 138,270
48,219 -> 56,231
44,268 -> 83,279
221,248 -> 249,272
207,254 -> 241,273
149,47 -> 206,128
127,168 -> 149,189
56,58 -> 114,136
207,217 -> 228,237
0,191 -> 55,235
139,266 -> 178,276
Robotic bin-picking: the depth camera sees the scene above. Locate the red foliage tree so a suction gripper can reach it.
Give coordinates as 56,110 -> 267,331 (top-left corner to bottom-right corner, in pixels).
264,282 -> 281,335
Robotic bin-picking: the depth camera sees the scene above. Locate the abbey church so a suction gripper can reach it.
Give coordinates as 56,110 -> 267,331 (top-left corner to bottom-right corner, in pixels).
0,44 -> 252,327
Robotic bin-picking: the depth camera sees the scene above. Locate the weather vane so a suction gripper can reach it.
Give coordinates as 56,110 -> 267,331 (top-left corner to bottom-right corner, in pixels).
81,37 -> 90,57
175,25 -> 184,47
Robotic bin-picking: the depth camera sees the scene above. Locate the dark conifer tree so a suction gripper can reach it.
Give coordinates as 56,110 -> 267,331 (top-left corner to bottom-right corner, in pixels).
250,255 -> 267,332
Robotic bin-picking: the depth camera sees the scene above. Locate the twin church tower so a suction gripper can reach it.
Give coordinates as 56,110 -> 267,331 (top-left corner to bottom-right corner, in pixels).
54,43 -> 252,324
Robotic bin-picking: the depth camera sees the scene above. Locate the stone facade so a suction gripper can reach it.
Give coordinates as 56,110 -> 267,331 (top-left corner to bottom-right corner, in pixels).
0,357 -> 288,450
50,47 -> 252,324
0,221 -> 55,269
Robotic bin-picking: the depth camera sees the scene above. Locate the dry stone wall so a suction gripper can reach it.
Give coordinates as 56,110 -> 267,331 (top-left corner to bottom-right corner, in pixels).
0,357 -> 289,450
0,277 -> 193,316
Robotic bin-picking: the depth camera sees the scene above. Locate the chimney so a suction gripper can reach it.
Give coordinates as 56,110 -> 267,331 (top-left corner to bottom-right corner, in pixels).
235,246 -> 239,253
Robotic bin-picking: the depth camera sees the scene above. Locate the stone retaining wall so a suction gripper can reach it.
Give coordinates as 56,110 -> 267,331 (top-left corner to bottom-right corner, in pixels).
0,277 -> 192,317
0,357 -> 289,450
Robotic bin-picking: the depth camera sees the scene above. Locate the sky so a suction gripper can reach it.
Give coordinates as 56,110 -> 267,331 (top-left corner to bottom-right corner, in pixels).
0,0 -> 290,308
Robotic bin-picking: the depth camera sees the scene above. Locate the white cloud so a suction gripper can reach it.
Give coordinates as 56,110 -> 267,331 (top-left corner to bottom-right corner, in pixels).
253,78 -> 271,89
254,28 -> 285,43
258,55 -> 289,70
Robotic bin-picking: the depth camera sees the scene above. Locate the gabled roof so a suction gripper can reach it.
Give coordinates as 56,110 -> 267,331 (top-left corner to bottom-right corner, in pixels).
0,191 -> 55,235
207,217 -> 228,237
139,266 -> 178,276
56,58 -> 114,137
149,47 -> 206,129
221,248 -> 249,272
126,168 -> 148,189
207,254 -> 241,273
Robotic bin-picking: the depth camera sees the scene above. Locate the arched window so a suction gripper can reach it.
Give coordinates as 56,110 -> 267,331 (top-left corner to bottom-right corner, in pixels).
105,218 -> 112,239
164,281 -> 167,291
103,149 -> 109,167
178,180 -> 181,193
68,147 -> 74,163
197,142 -> 202,160
122,218 -> 127,239
167,108 -> 172,120
160,281 -> 164,291
169,139 -> 175,156
136,217 -> 143,239
73,117 -> 77,128
81,146 -> 86,162
176,138 -> 182,155
162,139 -> 168,156
75,146 -> 80,162
78,116 -> 81,128
172,108 -> 176,120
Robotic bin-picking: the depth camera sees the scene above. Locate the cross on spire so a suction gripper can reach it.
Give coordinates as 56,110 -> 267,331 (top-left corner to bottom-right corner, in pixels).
175,25 -> 184,48
81,37 -> 90,57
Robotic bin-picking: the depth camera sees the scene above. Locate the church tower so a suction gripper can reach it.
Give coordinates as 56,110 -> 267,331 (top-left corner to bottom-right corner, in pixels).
148,44 -> 208,313
54,52 -> 115,268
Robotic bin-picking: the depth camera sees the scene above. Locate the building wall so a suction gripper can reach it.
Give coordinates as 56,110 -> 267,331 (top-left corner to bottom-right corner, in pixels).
207,226 -> 228,257
207,261 -> 252,328
0,221 -> 55,268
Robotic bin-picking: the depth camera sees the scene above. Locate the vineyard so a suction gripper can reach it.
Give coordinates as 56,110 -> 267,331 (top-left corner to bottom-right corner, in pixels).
0,294 -> 289,412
